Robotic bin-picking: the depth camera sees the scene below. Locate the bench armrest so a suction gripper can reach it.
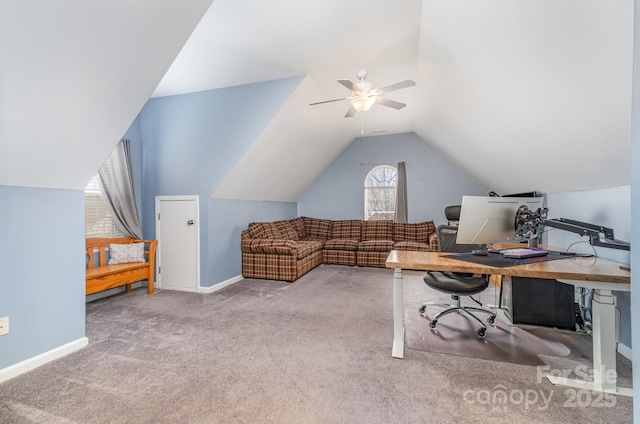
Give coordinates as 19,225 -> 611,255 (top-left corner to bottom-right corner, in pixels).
133,239 -> 158,269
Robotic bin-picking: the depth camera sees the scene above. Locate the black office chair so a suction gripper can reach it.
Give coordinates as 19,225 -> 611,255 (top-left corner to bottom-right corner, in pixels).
444,205 -> 461,226
419,224 -> 497,338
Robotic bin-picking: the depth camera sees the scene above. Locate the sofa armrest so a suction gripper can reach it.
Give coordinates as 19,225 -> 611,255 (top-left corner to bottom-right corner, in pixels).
429,232 -> 439,252
242,238 -> 297,255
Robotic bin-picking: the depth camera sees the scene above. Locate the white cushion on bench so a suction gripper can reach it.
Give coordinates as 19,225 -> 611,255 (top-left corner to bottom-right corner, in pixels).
108,242 -> 145,265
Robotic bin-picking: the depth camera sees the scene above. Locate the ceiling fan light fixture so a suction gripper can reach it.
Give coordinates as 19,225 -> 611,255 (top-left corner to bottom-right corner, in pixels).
352,96 -> 376,112
309,69 -> 415,117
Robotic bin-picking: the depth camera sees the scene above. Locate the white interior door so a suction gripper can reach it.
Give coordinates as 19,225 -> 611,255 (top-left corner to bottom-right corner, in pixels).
155,196 -> 200,292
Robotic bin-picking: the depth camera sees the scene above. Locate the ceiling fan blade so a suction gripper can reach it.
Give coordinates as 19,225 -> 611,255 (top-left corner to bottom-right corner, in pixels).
376,97 -> 406,110
309,97 -> 348,106
344,104 -> 356,118
337,79 -> 355,91
371,79 -> 415,95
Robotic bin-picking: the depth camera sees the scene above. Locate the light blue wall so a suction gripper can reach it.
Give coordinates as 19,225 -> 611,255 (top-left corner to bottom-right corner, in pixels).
546,186 -> 631,347
630,0 -> 639,414
209,199 -> 297,282
545,186 -> 630,262
0,185 -> 85,369
298,132 -> 487,223
138,77 -> 303,287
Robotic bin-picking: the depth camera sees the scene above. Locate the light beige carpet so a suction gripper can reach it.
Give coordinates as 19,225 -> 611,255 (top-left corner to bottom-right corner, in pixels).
402,272 -> 571,365
0,265 -> 632,424
404,299 -> 570,365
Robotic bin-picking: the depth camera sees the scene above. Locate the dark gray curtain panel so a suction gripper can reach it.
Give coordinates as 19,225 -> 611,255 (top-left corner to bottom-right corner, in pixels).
394,161 -> 408,223
98,139 -> 143,239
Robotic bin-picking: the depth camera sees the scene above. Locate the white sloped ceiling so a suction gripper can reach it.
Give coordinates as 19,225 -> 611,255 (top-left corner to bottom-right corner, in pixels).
413,0 -> 633,195
0,0 -> 213,190
202,1 -> 634,201
2,0 -> 632,198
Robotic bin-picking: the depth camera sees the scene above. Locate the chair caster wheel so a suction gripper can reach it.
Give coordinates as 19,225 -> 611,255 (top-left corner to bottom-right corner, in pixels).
488,315 -> 496,325
477,328 -> 487,338
419,305 -> 426,314
429,320 -> 437,329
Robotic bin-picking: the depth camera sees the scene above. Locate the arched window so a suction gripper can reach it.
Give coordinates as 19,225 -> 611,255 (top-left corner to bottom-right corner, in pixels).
364,165 -> 397,220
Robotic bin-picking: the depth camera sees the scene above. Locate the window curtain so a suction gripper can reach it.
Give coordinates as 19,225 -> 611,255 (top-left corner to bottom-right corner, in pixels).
394,161 -> 408,223
98,139 -> 143,239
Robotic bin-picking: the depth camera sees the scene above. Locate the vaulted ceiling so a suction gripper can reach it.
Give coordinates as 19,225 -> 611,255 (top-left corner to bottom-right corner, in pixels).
1,1 -> 633,198
0,0 -> 214,189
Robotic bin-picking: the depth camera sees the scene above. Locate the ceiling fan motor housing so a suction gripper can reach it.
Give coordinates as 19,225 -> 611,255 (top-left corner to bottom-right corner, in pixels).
356,68 -> 368,80
354,81 -> 372,94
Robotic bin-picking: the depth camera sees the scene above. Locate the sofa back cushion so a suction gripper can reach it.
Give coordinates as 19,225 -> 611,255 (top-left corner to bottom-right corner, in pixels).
361,220 -> 394,241
248,222 -> 282,239
289,217 -> 306,239
393,221 -> 436,242
302,216 -> 333,240
331,220 -> 362,240
274,220 -> 299,240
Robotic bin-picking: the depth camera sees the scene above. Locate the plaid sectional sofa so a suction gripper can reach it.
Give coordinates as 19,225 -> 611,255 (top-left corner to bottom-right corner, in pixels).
241,216 -> 438,282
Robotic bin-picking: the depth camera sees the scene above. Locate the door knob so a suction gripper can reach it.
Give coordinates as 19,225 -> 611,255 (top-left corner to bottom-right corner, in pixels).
187,220 -> 194,225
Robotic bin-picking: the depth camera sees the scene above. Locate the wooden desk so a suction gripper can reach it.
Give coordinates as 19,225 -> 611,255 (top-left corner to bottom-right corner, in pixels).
386,250 -> 631,396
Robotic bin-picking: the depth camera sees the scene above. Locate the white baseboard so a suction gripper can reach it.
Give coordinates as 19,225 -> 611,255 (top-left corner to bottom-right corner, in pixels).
199,275 -> 244,294
0,337 -> 89,384
618,342 -> 632,361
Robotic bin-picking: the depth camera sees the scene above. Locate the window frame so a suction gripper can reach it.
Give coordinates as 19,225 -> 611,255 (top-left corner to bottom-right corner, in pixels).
84,175 -> 123,238
364,164 -> 398,220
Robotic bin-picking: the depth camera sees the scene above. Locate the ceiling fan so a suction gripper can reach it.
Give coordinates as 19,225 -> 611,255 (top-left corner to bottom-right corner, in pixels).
310,69 -> 415,117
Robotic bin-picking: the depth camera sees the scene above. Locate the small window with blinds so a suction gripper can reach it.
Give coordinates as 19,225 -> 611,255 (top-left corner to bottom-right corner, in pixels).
84,175 -> 123,238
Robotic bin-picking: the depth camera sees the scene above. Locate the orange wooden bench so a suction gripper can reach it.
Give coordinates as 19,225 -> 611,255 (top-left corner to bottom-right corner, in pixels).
85,237 -> 158,295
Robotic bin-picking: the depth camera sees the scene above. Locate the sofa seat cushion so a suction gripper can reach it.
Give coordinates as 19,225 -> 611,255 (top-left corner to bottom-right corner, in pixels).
324,238 -> 359,251
300,237 -> 326,248
361,220 -> 394,240
393,241 -> 431,252
358,239 -> 394,252
242,239 -> 296,255
241,239 -> 322,258
294,240 -> 324,259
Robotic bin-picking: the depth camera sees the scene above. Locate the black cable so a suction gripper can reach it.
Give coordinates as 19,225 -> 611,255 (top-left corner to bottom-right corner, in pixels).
567,240 -> 598,257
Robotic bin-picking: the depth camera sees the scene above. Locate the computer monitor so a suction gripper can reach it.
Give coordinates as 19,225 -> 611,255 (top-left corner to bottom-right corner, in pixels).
456,196 -> 544,245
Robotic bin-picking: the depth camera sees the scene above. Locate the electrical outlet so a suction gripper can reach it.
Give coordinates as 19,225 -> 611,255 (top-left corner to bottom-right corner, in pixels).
0,316 -> 9,336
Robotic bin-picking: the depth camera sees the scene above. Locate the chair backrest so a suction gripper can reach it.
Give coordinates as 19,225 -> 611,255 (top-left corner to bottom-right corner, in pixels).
436,225 -> 486,253
444,205 -> 461,225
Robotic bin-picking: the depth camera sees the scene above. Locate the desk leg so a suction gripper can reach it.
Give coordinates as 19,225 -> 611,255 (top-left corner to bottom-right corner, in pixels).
592,289 -> 617,392
545,287 -> 632,397
392,268 -> 405,359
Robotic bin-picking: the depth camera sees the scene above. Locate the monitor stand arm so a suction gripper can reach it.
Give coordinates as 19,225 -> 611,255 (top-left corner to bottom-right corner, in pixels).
540,218 -> 630,251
